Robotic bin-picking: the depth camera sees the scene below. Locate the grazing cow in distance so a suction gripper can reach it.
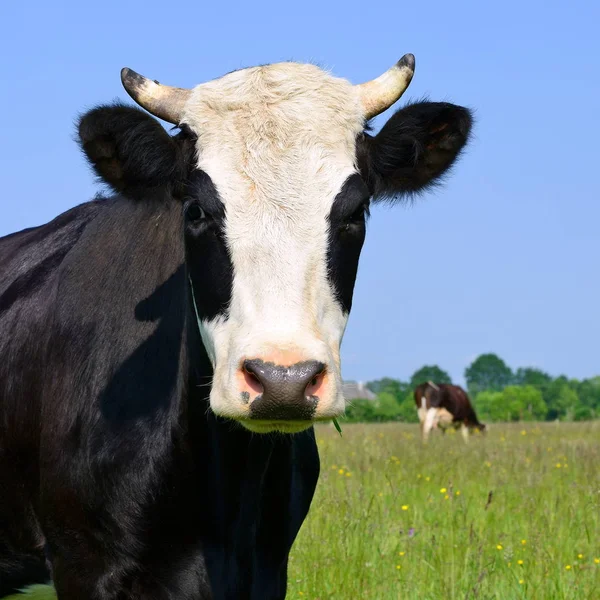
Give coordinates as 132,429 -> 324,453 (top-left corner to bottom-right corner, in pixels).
0,55 -> 472,599
415,382 -> 486,442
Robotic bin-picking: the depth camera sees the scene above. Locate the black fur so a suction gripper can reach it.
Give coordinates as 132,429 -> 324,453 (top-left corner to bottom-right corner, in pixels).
358,100 -> 473,201
183,170 -> 233,322
1,96 -> 472,599
77,103 -> 195,200
326,174 -> 370,313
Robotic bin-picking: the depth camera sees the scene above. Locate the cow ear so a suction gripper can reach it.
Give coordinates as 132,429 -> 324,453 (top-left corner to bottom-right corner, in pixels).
361,101 -> 473,201
77,103 -> 185,198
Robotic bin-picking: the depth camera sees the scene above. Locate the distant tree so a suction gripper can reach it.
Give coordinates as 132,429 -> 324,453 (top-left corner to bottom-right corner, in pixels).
543,377 -> 580,421
476,385 -> 546,421
514,367 -> 552,388
343,391 -> 404,423
397,391 -> 419,423
573,405 -> 594,421
474,390 -> 505,422
373,392 -> 403,422
366,378 -> 410,399
409,365 -> 452,388
465,353 -> 513,395
366,377 -> 391,394
575,376 -> 600,417
343,399 -> 377,423
503,385 -> 547,421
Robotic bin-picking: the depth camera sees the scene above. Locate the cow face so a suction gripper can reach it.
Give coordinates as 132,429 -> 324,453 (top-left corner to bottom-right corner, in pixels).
78,57 -> 472,434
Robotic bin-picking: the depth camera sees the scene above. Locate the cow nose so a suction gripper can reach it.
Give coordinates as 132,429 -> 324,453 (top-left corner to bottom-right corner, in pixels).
243,359 -> 326,421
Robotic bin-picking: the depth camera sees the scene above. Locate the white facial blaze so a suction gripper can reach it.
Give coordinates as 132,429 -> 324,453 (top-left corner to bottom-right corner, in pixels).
180,63 -> 365,422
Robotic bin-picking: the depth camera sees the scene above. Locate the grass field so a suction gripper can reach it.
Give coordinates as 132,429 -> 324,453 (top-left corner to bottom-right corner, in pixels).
287,421 -> 600,600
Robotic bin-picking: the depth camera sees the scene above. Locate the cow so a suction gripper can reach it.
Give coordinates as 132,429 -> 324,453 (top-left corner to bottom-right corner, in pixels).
0,55 -> 472,599
414,382 -> 486,442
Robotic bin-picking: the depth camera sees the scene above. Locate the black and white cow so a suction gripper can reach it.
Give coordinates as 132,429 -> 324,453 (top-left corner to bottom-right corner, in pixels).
0,55 -> 472,599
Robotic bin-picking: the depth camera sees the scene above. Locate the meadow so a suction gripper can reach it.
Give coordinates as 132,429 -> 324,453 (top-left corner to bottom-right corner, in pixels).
287,422 -> 600,600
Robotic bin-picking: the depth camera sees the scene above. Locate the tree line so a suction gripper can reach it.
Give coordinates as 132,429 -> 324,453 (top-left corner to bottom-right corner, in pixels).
343,353 -> 600,423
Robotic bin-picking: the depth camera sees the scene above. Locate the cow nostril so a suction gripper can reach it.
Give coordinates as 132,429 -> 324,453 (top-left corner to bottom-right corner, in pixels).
243,363 -> 264,395
305,368 -> 326,398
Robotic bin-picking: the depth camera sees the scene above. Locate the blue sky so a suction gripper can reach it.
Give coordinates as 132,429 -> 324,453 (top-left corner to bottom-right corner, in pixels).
1,0 -> 599,385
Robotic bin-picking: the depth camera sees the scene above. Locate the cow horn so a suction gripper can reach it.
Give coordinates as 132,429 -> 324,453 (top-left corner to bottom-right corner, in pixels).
120,68 -> 191,124
355,54 -> 415,119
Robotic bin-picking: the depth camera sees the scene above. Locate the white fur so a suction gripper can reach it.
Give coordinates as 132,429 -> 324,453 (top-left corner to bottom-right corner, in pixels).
461,423 -> 470,443
180,63 -> 366,427
422,407 -> 438,442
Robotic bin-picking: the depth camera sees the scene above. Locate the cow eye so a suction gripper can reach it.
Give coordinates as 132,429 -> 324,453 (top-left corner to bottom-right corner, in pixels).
186,203 -> 206,222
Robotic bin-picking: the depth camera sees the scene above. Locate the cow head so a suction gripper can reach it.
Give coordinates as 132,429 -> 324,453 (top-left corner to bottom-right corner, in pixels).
78,55 -> 472,434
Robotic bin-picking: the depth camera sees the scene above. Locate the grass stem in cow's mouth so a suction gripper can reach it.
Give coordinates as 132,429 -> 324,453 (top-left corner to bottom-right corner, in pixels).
332,418 -> 343,436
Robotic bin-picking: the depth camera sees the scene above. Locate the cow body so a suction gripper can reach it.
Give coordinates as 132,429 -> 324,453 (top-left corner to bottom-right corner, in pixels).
0,197 -> 319,599
414,382 -> 485,442
1,58 -> 472,598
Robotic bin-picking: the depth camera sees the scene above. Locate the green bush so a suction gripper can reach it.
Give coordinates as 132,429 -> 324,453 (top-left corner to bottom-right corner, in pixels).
397,391 -> 419,423
343,398 -> 378,423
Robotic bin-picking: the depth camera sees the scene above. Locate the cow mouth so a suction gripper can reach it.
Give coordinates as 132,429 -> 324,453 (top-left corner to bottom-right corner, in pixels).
238,419 -> 315,434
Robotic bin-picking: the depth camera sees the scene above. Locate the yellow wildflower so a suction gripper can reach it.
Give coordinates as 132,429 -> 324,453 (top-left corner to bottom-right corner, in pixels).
517,560 -> 524,565
521,539 -> 527,545
521,430 -> 527,435
578,554 -> 583,559
456,490 -> 461,496
345,472 -> 352,477
338,469 -> 344,475
396,565 -> 401,570
440,488 -> 447,494
594,558 -> 600,564
399,551 -> 405,556
519,579 -> 524,585
497,544 -> 503,550
401,505 -> 409,511
556,463 -> 562,468
425,476 -> 430,482
565,565 -> 572,570
444,495 -> 449,500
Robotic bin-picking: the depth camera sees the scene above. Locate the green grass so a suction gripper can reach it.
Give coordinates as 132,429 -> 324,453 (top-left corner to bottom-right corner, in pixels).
287,421 -> 600,600
2,585 -> 56,600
